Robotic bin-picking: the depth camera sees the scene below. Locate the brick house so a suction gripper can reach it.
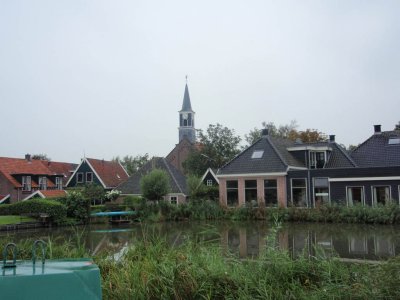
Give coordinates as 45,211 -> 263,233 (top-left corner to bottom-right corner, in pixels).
0,155 -> 70,203
217,125 -> 400,208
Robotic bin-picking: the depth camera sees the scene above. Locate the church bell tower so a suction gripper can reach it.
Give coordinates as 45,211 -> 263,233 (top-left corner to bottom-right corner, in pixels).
178,79 -> 196,143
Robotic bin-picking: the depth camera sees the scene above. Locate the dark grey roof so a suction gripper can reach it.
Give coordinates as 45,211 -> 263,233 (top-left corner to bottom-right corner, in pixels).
117,157 -> 187,195
351,131 -> 400,167
180,84 -> 193,111
218,137 -> 296,175
218,135 -> 357,176
325,143 -> 357,168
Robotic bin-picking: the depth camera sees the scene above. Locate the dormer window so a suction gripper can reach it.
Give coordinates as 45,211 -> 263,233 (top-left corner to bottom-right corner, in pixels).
310,151 -> 326,169
251,150 -> 264,159
22,176 -> 31,191
39,177 -> 47,190
56,177 -> 63,190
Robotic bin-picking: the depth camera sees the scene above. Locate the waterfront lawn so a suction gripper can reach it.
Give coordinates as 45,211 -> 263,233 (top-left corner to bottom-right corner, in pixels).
0,215 -> 36,225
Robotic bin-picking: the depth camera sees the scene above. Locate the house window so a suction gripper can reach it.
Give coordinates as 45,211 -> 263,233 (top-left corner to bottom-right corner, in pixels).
206,179 -> 213,186
86,172 -> 93,183
251,150 -> 264,159
291,179 -> 307,207
314,178 -> 329,206
309,151 -> 326,169
170,196 -> 178,205
56,177 -> 63,190
226,180 -> 238,207
245,180 -> 257,205
372,186 -> 391,205
264,179 -> 277,207
39,177 -> 47,190
77,173 -> 83,183
347,187 -> 365,206
22,176 -> 32,191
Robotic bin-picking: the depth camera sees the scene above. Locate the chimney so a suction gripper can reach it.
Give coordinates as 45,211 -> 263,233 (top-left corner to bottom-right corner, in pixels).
261,129 -> 269,137
374,125 -> 381,134
25,154 -> 31,162
329,135 -> 335,143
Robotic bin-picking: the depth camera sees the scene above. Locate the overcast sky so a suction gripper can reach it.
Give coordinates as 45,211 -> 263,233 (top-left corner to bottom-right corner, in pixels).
1,0 -> 399,163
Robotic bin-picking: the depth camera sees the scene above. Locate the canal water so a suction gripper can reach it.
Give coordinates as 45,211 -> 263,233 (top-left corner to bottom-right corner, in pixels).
1,221 -> 399,261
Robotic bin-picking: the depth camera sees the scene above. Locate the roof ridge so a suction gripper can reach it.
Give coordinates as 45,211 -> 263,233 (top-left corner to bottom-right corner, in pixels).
266,136 -> 289,167
218,138 -> 262,172
162,158 -> 183,194
333,143 -> 357,167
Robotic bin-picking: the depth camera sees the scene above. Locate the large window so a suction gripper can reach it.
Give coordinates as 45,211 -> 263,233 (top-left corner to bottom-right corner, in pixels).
291,179 -> 307,207
39,177 -> 47,190
314,178 -> 329,206
309,151 -> 326,169
56,177 -> 63,190
22,176 -> 31,191
226,180 -> 238,207
245,180 -> 258,205
372,186 -> 391,205
347,187 -> 364,206
264,179 -> 277,207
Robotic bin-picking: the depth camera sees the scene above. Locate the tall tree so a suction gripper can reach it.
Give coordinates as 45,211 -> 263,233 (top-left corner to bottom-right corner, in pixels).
113,154 -> 149,176
395,121 -> 400,131
140,169 -> 170,200
183,123 -> 242,176
245,121 -> 326,146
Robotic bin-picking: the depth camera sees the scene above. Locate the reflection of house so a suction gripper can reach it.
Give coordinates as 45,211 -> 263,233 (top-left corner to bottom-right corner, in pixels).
217,126 -> 400,208
0,155 -> 71,203
66,158 -> 129,191
117,157 -> 188,204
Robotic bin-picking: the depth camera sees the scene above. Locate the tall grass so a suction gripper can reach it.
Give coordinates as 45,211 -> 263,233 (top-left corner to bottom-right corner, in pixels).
2,225 -> 400,299
135,201 -> 400,224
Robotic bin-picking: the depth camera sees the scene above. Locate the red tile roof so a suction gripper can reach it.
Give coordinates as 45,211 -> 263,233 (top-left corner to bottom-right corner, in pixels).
86,158 -> 129,188
39,190 -> 67,198
40,160 -> 78,184
0,157 -> 55,187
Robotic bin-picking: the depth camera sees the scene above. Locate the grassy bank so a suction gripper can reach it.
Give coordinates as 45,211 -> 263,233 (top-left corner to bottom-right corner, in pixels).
132,200 -> 400,225
0,215 -> 36,225
2,227 -> 400,299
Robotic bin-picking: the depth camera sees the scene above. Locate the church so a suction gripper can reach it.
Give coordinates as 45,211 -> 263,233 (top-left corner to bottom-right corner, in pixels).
117,81 -> 198,203
166,81 -> 198,173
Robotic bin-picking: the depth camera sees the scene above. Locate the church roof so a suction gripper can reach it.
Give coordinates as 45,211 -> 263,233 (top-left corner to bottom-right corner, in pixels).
180,83 -> 193,111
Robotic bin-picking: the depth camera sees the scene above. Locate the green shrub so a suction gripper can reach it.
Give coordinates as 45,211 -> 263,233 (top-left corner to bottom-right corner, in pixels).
0,199 -> 67,224
57,191 -> 90,224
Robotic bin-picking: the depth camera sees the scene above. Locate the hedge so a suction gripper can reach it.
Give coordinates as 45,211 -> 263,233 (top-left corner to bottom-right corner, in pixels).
0,199 -> 67,224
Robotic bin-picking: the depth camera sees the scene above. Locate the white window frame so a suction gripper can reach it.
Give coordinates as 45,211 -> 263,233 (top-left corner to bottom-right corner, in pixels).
169,196 -> 178,205
371,185 -> 391,206
77,172 -> 83,183
39,176 -> 47,190
56,177 -> 63,190
313,177 -> 330,206
309,151 -> 326,169
291,178 -> 308,207
86,172 -> 93,183
22,176 -> 32,191
346,186 -> 365,206
206,179 -> 213,186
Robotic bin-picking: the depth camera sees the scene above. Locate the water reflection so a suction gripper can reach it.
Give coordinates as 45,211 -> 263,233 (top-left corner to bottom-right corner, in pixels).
1,222 -> 399,261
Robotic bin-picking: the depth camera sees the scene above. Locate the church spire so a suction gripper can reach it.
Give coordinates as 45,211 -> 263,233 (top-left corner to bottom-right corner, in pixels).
178,77 -> 196,144
181,79 -> 192,111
